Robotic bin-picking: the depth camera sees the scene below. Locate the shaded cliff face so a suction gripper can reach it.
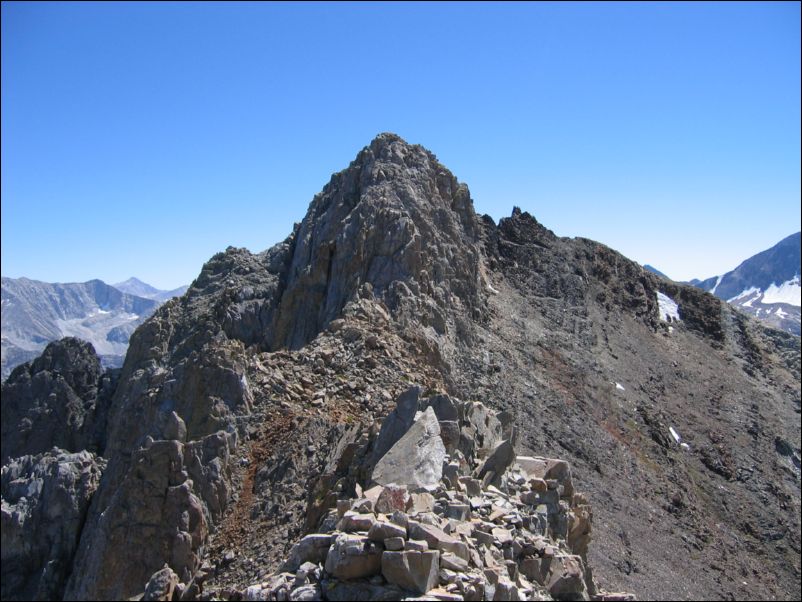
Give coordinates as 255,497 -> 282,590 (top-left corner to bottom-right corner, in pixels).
1,338 -> 117,464
1,134 -> 799,601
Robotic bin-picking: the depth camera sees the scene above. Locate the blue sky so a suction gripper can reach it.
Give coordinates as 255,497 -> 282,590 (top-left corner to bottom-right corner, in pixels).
2,1 -> 800,289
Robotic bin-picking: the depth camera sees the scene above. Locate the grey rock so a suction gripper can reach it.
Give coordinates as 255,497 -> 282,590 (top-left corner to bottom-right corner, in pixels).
1,449 -> 105,601
408,521 -> 469,560
445,503 -> 471,521
406,539 -> 429,552
142,564 -> 179,601
440,552 -> 469,572
289,583 -> 322,601
476,440 -> 515,486
282,534 -> 334,572
338,512 -> 377,533
384,537 -> 405,551
410,492 -> 435,513
367,520 -> 407,541
373,408 -> 446,489
1,338 -> 117,463
546,555 -> 588,600
325,581 -> 406,601
370,386 -> 421,465
64,431 -> 235,601
324,533 -> 383,580
422,394 -> 459,422
381,550 -> 440,594
372,407 -> 446,491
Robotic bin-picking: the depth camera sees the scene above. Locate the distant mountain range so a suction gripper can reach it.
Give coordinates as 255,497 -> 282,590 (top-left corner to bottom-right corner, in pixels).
689,232 -> 800,335
643,264 -> 671,280
649,233 -> 800,335
1,277 -> 187,379
113,277 -> 188,302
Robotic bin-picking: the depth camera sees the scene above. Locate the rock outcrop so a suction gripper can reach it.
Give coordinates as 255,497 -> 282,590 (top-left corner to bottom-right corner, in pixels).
1,338 -> 117,464
266,133 -> 488,351
1,449 -> 105,601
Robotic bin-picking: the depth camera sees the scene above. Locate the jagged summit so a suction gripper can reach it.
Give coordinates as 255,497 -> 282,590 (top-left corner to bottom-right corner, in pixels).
271,132 -> 486,350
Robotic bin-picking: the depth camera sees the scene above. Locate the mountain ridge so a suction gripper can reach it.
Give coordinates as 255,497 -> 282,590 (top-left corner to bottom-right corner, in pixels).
2,133 -> 799,601
688,232 -> 801,335
1,276 -> 187,379
113,277 -> 189,302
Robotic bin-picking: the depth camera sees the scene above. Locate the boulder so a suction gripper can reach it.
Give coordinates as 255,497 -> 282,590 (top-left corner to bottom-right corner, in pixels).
281,534 -> 334,572
384,537 -> 405,551
381,550 -> 440,593
421,394 -> 459,422
445,502 -> 470,521
408,521 -> 469,560
375,484 -> 410,513
338,512 -> 377,533
289,584 -> 322,601
410,492 -> 435,513
516,457 -> 574,500
476,440 -> 515,485
440,552 -> 469,571
142,565 -> 179,601
370,386 -> 421,464
367,520 -> 407,541
460,402 -> 504,461
372,407 -> 446,491
546,555 -> 588,600
324,534 -> 382,580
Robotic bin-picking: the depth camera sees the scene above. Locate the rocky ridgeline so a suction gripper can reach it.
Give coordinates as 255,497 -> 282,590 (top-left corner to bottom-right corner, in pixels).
2,134 -> 799,601
187,389 -> 633,601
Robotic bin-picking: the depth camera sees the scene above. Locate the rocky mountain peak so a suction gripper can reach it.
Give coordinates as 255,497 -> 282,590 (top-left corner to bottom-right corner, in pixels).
264,133 -> 488,350
2,135 -> 799,602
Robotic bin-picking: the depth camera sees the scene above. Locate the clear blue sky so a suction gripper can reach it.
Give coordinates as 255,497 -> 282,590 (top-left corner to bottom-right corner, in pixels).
2,1 -> 800,289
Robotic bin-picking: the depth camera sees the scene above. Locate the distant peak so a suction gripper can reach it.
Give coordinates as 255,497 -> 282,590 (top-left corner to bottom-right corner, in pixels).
116,277 -> 146,286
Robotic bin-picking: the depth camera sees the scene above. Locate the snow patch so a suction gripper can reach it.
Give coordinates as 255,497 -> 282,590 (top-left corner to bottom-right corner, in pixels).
761,275 -> 801,306
615,382 -> 625,391
669,426 -> 681,444
728,287 -> 760,304
709,275 -> 723,295
657,292 -> 680,322
775,307 -> 788,319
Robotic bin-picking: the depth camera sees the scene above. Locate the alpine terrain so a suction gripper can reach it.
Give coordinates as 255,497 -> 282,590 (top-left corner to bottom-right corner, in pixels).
114,277 -> 190,303
690,232 -> 801,335
1,277 -> 187,379
1,134 -> 799,602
